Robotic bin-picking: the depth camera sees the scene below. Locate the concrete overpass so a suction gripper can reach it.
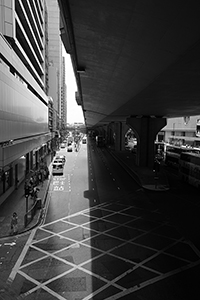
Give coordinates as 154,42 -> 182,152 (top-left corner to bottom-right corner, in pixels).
58,0 -> 200,167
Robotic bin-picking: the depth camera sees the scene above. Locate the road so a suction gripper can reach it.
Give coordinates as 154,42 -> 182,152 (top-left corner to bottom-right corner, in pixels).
0,140 -> 200,299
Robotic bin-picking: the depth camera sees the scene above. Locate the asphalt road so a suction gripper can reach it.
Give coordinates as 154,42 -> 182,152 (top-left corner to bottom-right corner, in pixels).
0,140 -> 200,299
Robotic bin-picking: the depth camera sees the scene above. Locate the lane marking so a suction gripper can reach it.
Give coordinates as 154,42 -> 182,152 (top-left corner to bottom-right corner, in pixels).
6,228 -> 37,285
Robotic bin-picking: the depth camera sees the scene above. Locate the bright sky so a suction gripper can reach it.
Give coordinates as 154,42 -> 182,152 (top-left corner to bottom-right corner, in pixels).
63,48 -> 85,124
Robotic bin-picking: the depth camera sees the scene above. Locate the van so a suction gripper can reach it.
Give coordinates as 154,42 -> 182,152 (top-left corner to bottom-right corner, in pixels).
52,162 -> 64,175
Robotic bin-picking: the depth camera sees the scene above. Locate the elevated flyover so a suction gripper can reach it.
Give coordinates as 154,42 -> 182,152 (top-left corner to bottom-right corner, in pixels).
58,0 -> 200,167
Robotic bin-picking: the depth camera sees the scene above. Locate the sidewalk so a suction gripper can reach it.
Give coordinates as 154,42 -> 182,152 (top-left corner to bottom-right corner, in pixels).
0,175 -> 51,239
108,149 -> 169,191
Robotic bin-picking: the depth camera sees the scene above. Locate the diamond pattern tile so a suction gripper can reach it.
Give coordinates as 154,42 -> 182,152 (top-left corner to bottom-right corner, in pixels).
11,201 -> 200,299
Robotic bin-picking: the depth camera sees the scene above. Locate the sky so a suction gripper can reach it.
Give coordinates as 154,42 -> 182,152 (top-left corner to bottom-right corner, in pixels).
63,48 -> 85,124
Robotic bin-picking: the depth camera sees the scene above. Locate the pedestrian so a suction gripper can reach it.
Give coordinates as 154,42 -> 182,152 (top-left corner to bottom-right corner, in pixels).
10,212 -> 18,235
33,186 -> 40,201
40,169 -> 44,186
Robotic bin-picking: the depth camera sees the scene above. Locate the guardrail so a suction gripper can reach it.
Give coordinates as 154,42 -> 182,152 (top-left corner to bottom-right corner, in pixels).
24,198 -> 41,228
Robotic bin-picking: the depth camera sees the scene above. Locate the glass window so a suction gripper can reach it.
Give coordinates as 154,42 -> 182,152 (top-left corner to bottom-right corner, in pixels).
0,167 -> 12,196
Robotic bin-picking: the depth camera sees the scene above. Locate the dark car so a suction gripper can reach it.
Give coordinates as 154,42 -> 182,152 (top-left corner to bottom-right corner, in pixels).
67,145 -> 73,152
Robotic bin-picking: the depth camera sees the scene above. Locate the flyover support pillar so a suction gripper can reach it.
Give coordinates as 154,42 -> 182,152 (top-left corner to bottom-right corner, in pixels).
121,122 -> 127,151
107,122 -> 115,147
113,122 -> 127,151
126,116 -> 166,168
114,122 -> 121,151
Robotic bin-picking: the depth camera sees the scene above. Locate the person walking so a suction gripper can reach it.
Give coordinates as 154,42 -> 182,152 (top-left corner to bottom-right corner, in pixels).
10,212 -> 18,235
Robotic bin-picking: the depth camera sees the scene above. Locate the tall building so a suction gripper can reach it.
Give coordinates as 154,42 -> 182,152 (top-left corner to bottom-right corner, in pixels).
0,0 -> 52,204
45,0 -> 62,130
61,56 -> 67,128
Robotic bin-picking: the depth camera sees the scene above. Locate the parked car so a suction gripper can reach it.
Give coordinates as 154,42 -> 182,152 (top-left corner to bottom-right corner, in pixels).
53,158 -> 65,166
82,137 -> 87,144
60,143 -> 66,149
67,144 -> 73,152
55,155 -> 66,163
52,161 -> 64,175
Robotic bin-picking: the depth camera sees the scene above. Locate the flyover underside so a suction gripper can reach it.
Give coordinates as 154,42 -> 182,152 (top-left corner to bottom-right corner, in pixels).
58,0 -> 200,168
58,0 -> 200,128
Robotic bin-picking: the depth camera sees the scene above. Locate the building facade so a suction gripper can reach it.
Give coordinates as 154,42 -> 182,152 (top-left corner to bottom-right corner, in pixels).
0,0 -> 53,204
46,0 -> 62,127
61,56 -> 67,129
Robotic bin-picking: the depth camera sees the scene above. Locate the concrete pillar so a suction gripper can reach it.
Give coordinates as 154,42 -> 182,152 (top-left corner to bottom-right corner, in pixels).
102,125 -> 108,144
107,122 -> 115,146
114,122 -> 121,151
113,122 -> 129,151
121,122 -> 129,151
126,116 -> 166,168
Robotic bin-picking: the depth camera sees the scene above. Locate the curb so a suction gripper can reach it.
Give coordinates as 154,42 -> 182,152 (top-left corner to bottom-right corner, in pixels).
0,176 -> 51,240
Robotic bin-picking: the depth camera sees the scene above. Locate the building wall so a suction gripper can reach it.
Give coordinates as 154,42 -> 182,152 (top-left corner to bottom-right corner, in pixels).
0,34 -> 48,135
61,56 -> 67,127
0,1 -> 52,204
0,0 -> 48,89
46,0 -> 62,118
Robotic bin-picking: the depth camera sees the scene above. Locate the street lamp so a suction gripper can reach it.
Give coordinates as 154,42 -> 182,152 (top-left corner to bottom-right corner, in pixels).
24,195 -> 29,227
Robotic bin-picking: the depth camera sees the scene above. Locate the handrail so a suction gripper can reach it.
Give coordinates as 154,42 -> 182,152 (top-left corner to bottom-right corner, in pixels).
24,198 -> 40,228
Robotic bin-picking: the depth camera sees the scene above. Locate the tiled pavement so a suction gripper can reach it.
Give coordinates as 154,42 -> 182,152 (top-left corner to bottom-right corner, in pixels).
11,201 -> 200,299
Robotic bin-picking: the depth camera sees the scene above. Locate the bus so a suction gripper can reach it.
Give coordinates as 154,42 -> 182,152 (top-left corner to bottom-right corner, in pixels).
164,144 -> 200,168
179,152 -> 200,188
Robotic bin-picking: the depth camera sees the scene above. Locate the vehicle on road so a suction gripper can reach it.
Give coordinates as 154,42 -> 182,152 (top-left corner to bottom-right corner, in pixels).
52,161 -> 64,175
82,137 -> 87,144
55,155 -> 66,163
165,144 -> 200,168
179,152 -> 200,188
53,158 -> 65,166
67,136 -> 73,145
60,143 -> 66,149
67,144 -> 73,152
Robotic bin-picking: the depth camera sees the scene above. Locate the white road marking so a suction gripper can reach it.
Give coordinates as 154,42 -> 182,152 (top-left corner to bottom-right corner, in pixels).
6,228 -> 37,285
7,201 -> 200,300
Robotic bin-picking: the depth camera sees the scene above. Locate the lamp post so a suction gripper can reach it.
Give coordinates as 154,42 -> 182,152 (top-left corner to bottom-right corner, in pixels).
25,195 -> 28,214
24,192 -> 29,227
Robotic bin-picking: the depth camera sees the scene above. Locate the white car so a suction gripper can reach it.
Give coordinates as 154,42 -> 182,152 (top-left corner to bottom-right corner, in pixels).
53,159 -> 64,166
55,155 -> 66,163
60,143 -> 66,149
52,161 -> 64,175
